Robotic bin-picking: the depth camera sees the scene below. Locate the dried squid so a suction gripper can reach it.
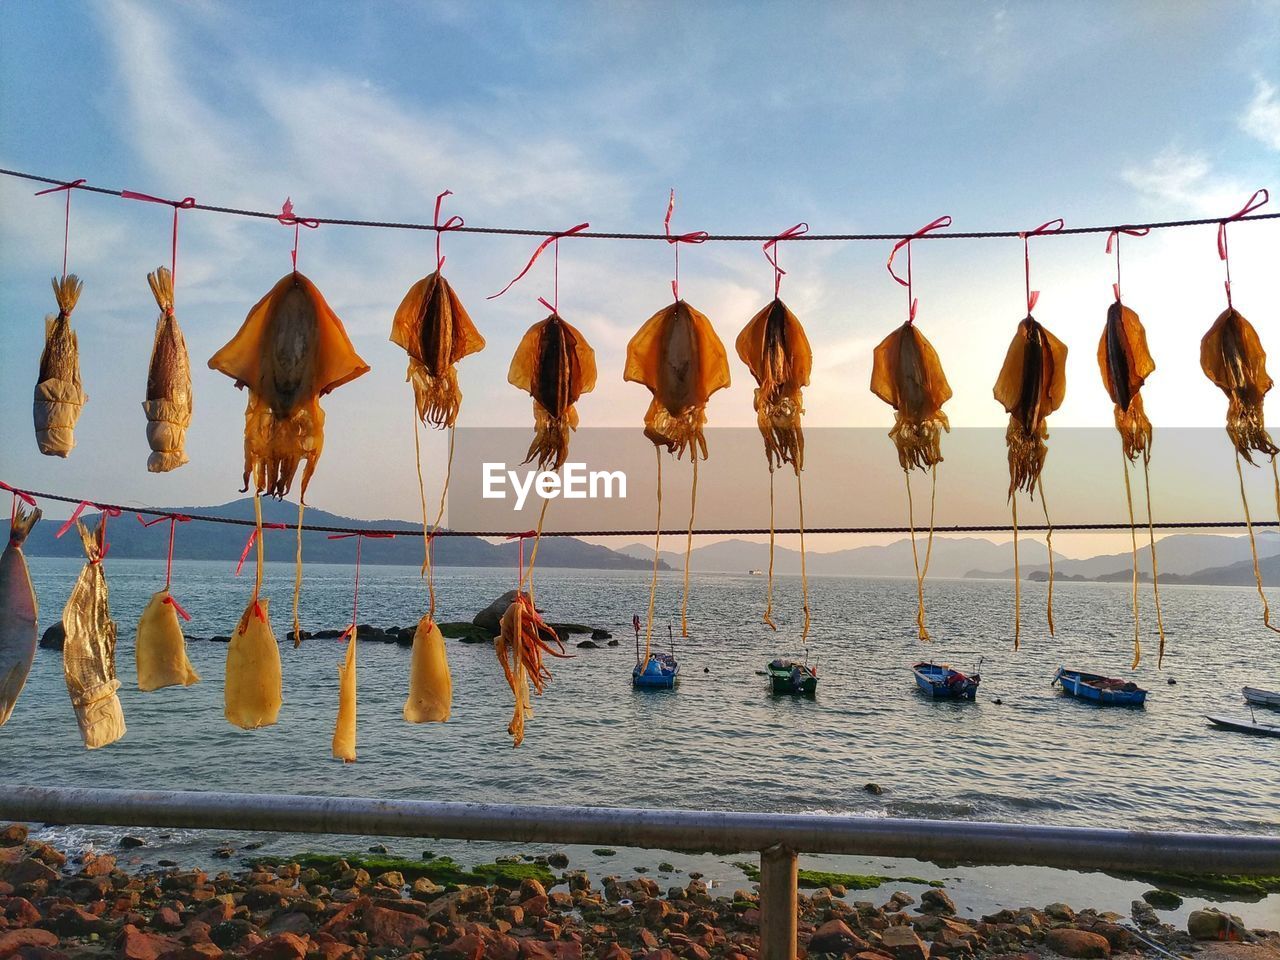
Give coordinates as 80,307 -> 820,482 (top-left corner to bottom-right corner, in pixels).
508,313 -> 597,471
135,589 -> 200,691
209,271 -> 370,645
496,592 -> 568,747
403,616 -> 451,723
332,633 -> 357,762
1098,299 -> 1165,666
1201,306 -> 1280,633
736,297 -> 812,636
62,516 -> 125,749
871,321 -> 952,640
224,497 -> 283,729
0,505 -> 41,726
34,275 -> 87,458
993,315 -> 1068,647
626,300 -> 730,651
142,266 -> 192,473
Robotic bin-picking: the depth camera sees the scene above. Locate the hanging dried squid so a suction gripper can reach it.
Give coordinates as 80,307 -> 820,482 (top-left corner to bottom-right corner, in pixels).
871,321 -> 952,640
626,299 -> 730,647
1201,306 -> 1280,632
496,592 -> 568,747
209,271 -> 370,646
508,313 -> 597,471
135,589 -> 200,691
736,297 -> 812,635
993,315 -> 1067,647
224,498 -> 283,729
0,505 -> 41,726
332,632 -> 357,762
34,275 -> 87,458
62,516 -> 126,749
403,616 -> 451,723
1098,298 -> 1166,666
391,271 -> 485,429
142,267 -> 192,472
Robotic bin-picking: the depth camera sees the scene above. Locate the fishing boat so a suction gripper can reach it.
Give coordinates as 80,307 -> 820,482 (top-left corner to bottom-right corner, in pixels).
1242,686 -> 1280,709
768,659 -> 818,696
912,661 -> 980,700
1206,713 -> 1280,737
631,617 -> 679,689
1052,667 -> 1147,707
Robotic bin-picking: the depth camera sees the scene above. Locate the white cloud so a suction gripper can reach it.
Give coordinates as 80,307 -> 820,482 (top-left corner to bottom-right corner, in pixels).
1121,147 -> 1246,215
1240,77 -> 1280,151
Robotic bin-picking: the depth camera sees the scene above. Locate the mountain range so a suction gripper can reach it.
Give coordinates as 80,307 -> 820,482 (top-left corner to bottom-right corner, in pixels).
23,497 -> 664,571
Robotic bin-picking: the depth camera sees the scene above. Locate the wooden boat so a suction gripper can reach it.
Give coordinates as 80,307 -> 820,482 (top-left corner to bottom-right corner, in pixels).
1242,686 -> 1280,709
633,652 -> 679,689
768,659 -> 817,696
1052,667 -> 1147,707
913,662 -> 980,700
1206,713 -> 1280,737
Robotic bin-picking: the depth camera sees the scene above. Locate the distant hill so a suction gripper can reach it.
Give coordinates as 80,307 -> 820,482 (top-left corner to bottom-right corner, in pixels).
24,497 -> 664,571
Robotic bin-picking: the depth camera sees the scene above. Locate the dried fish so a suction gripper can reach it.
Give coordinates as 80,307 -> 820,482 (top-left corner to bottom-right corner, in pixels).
0,505 -> 41,725
62,516 -> 125,749
34,275 -> 87,458
142,267 -> 193,473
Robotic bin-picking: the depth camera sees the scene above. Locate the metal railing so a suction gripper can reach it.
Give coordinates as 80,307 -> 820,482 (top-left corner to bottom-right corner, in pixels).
2,786 -> 1276,960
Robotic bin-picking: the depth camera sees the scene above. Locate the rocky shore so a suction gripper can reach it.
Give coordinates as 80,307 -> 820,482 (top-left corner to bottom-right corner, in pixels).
1,827 -> 1276,960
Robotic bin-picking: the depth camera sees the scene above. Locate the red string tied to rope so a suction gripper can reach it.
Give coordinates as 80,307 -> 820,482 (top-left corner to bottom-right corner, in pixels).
136,513 -> 193,616
121,191 -> 197,294
277,197 -> 320,271
1104,226 -> 1149,302
664,189 -> 708,301
433,189 -> 464,272
235,522 -> 287,576
34,178 -> 86,279
486,222 -> 590,311
887,216 -> 952,324
1019,218 -> 1065,314
762,222 -> 810,298
0,482 -> 37,507
55,501 -> 122,563
506,529 -> 538,590
1217,189 -> 1269,308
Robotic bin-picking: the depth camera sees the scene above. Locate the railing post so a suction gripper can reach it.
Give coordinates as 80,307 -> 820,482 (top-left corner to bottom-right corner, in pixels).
759,843 -> 797,960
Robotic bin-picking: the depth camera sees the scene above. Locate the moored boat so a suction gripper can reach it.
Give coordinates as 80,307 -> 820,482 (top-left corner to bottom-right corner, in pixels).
1206,713 -> 1280,737
912,662 -> 980,700
768,659 -> 817,695
1053,667 -> 1147,707
632,652 -> 679,689
1242,686 -> 1280,709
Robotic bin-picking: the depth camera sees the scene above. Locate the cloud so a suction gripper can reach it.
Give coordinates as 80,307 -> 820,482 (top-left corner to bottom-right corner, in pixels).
1240,77 -> 1280,152
1121,147 -> 1245,215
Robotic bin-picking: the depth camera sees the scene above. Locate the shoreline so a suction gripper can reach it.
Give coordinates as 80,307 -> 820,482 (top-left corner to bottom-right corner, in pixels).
2,826 -> 1276,960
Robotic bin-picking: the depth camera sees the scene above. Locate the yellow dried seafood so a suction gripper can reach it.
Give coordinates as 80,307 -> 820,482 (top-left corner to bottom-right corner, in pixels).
142,266 -> 192,473
495,592 -> 567,747
34,275 -> 87,457
0,504 -> 41,726
135,589 -> 200,691
508,313 -> 597,471
391,271 -> 485,429
403,616 -> 451,723
62,516 -> 125,749
224,497 -> 283,729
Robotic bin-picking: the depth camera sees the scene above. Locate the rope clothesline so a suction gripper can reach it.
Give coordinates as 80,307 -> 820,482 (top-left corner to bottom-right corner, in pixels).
4,168 -> 1278,242
8,485 -> 1277,539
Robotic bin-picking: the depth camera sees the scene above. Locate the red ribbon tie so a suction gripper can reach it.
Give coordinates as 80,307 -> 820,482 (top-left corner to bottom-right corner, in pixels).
763,222 -> 810,298
887,216 -> 951,324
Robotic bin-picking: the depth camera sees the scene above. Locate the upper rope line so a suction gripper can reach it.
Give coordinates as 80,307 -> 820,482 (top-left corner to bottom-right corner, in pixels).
4,168 -> 1277,243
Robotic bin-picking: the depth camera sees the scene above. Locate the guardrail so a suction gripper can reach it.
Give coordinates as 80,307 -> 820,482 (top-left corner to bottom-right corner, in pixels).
2,786 -> 1276,960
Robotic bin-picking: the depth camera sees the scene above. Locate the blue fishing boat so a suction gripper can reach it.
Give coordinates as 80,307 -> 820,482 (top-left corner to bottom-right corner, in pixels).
1053,667 -> 1147,707
912,661 -> 980,700
633,652 -> 680,689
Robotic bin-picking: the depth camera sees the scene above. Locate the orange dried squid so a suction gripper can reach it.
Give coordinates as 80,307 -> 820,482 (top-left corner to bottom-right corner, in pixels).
1098,293 -> 1165,667
1201,306 -> 1280,633
737,295 -> 812,637
626,298 -> 730,653
34,275 -> 87,457
209,271 -> 370,646
496,592 -> 569,747
508,313 -> 597,471
993,314 -> 1067,648
871,321 -> 952,640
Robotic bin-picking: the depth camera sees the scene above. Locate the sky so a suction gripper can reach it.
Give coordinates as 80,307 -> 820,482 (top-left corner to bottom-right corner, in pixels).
1,0 -> 1279,557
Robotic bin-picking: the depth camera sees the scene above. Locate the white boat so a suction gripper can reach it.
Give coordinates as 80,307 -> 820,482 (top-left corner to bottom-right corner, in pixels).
1206,713 -> 1280,737
1242,686 -> 1280,709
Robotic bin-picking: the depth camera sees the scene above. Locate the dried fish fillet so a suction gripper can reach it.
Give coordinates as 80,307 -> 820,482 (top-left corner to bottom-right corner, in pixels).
508,313 -> 597,470
208,271 -> 370,499
390,271 -> 485,428
625,300 -> 730,460
34,275 -> 87,458
142,267 -> 192,473
224,595 -> 282,729
403,617 -> 451,723
62,517 -> 125,749
0,505 -> 41,725
736,298 -> 811,473
135,589 -> 200,691
332,634 -> 357,762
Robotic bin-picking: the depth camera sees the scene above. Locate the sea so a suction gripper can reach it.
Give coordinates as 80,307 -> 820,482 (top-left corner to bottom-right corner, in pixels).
2,558 -> 1277,926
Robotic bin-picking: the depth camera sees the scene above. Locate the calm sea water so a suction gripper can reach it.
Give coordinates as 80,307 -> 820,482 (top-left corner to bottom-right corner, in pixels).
2,558 -> 1277,924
